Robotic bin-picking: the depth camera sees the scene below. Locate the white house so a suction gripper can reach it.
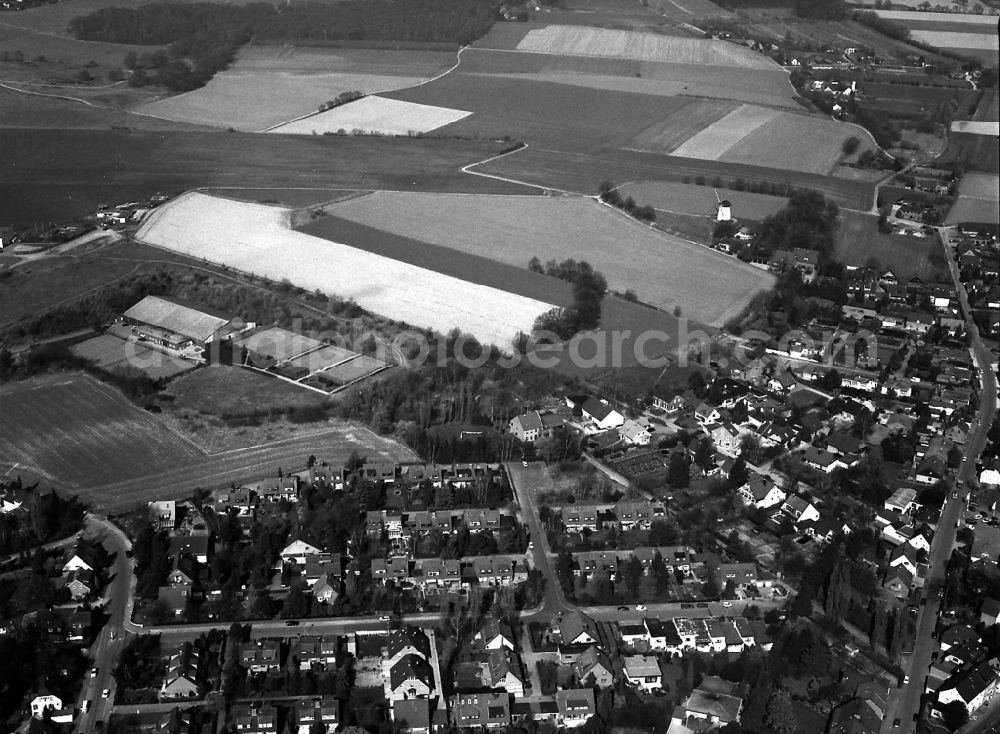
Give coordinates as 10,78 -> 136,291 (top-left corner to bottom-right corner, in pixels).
556,689 -> 596,729
623,656 -> 662,692
782,495 -> 820,525
281,538 -> 323,566
30,693 -> 62,719
579,397 -> 624,431
738,474 -> 786,510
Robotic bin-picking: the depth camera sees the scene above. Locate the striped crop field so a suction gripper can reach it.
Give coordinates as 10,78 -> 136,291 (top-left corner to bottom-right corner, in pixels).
136,192 -> 555,348
514,25 -> 780,69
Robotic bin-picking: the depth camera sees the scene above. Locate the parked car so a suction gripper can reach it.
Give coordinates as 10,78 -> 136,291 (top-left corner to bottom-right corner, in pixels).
722,601 -> 733,608
696,602 -> 709,609
90,667 -> 98,678
617,606 -> 629,612
681,603 -> 694,610
101,689 -> 110,700
284,620 -> 300,626
81,701 -> 90,713
893,719 -> 900,728
635,604 -> 646,611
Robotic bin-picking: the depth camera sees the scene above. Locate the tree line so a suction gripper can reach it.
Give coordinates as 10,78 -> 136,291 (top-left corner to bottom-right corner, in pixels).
69,0 -> 500,90
528,258 -> 607,339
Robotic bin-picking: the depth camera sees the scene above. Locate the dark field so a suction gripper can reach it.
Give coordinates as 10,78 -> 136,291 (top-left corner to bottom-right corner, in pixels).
975,90 -> 999,122
385,73 -> 691,153
860,82 -> 979,116
835,210 -> 948,281
0,128 -> 532,228
938,132 -> 1000,175
474,146 -> 876,210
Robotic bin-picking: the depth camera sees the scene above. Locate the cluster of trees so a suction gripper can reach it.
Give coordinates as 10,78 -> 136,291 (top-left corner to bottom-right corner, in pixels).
597,181 -> 656,222
529,258 -> 607,339
318,90 -> 364,112
70,3 -> 275,91
0,480 -> 86,557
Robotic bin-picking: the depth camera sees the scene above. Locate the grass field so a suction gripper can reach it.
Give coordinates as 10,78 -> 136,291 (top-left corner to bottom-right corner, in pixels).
474,146 -> 876,210
975,90 -> 999,122
268,96 -> 471,136
321,355 -> 388,385
235,327 -> 325,362
286,345 -> 358,373
951,121 -> 1000,135
944,172 -> 1000,225
0,372 -> 201,488
860,82 -> 979,117
387,73 -> 692,153
835,210 -> 947,281
909,29 -> 999,52
322,191 -> 774,326
939,131 -> 1000,175
619,181 -> 788,220
0,129 -> 532,229
515,25 -> 779,69
165,364 -> 325,416
136,192 -> 556,348
70,333 -> 200,379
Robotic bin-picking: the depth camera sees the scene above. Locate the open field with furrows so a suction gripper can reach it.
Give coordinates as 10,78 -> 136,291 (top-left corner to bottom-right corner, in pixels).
858,82 -> 979,117
322,191 -> 775,326
472,146 -> 877,210
645,0 -> 734,19
975,90 -> 999,122
135,46 -> 456,131
386,74 -> 689,152
669,104 -> 780,158
0,372 -> 201,488
268,96 -> 471,136
909,29 -> 999,53
70,333 -> 200,379
835,210 -> 947,281
619,181 -> 788,220
0,129 -> 532,229
626,100 -> 738,153
514,25 -> 780,69
871,9 -> 999,28
560,0 -> 725,25
456,49 -> 797,106
136,192 -> 557,348
939,131 -> 1000,175
945,172 -> 1000,225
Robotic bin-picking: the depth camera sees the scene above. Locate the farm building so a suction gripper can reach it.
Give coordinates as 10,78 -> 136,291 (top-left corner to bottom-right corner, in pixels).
120,296 -> 239,350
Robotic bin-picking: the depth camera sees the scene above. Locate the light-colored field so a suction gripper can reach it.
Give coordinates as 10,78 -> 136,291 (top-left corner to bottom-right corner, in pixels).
325,191 -> 775,326
951,120 -> 1000,135
909,29 -> 999,51
619,181 -> 788,220
945,172 -> 1000,224
286,345 -> 359,372
136,192 -> 556,348
0,372 -> 200,488
138,73 -> 427,131
267,95 -> 471,136
627,99 -> 736,154
872,9 -> 999,24
957,172 -> 1000,201
671,104 -> 781,160
515,25 -> 779,69
720,112 -> 871,175
134,45 -> 455,131
235,327 -> 325,362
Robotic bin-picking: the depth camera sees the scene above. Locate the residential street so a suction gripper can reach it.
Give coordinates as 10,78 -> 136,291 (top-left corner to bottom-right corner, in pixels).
879,227 -> 1000,734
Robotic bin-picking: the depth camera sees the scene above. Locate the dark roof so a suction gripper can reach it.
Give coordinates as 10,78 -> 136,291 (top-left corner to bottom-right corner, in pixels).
389,654 -> 433,691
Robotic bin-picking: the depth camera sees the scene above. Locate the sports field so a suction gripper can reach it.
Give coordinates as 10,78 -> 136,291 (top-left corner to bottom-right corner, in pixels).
268,96 -> 471,136
235,327 -> 325,362
136,192 -> 556,348
286,345 -> 360,373
71,333 -> 199,380
515,25 -> 779,69
619,181 -> 788,220
324,191 -> 774,326
0,372 -> 201,488
835,210 -> 946,280
322,355 -> 389,385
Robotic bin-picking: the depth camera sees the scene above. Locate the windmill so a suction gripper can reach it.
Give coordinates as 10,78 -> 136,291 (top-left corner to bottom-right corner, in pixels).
714,189 -> 732,222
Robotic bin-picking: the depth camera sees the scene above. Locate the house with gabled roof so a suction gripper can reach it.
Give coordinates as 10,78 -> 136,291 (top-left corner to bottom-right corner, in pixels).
937,660 -> 1000,712
707,422 -> 742,453
624,655 -> 662,692
475,618 -> 516,651
556,688 -> 596,728
280,537 -> 323,565
160,641 -> 202,700
295,700 -> 339,734
389,654 -> 435,701
451,691 -> 511,729
573,645 -> 615,688
509,411 -> 544,443
781,495 -> 820,525
738,474 -> 786,509
889,543 -> 919,576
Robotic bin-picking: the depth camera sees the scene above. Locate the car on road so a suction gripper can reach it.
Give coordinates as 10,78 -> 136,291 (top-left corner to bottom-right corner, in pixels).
90,667 -> 98,678
617,606 -> 629,612
722,601 -> 733,608
953,491 -> 959,498
696,603 -> 709,609
102,689 -> 110,700
681,603 -> 694,609
527,542 -> 534,550
82,701 -> 90,713
635,604 -> 646,611
284,620 -> 300,626
378,615 -> 392,622
900,675 -> 909,688
893,719 -> 900,728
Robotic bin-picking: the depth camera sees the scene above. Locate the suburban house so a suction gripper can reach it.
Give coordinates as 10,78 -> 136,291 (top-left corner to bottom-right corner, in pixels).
672,676 -> 743,731
937,661 -> 1000,712
475,618 -> 516,650
574,646 -> 615,688
281,538 -> 324,565
738,475 -> 786,509
509,412 -> 544,443
231,704 -> 278,734
555,689 -> 596,728
781,495 -> 821,525
567,396 -> 624,431
160,642 -> 202,700
623,656 -> 662,692
450,692 -> 511,729
295,700 -> 339,734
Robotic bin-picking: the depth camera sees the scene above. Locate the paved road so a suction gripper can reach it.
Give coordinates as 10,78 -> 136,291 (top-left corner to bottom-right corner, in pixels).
879,227 -> 999,734
73,515 -> 133,733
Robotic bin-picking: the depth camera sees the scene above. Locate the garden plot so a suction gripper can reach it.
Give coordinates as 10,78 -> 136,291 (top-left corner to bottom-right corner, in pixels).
285,345 -> 359,373
324,191 -> 774,326
515,25 -> 779,69
671,105 -> 782,160
135,192 -> 555,348
267,96 -> 471,136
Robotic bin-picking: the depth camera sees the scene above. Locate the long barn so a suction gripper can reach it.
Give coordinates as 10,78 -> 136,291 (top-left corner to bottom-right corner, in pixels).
121,295 -> 235,350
